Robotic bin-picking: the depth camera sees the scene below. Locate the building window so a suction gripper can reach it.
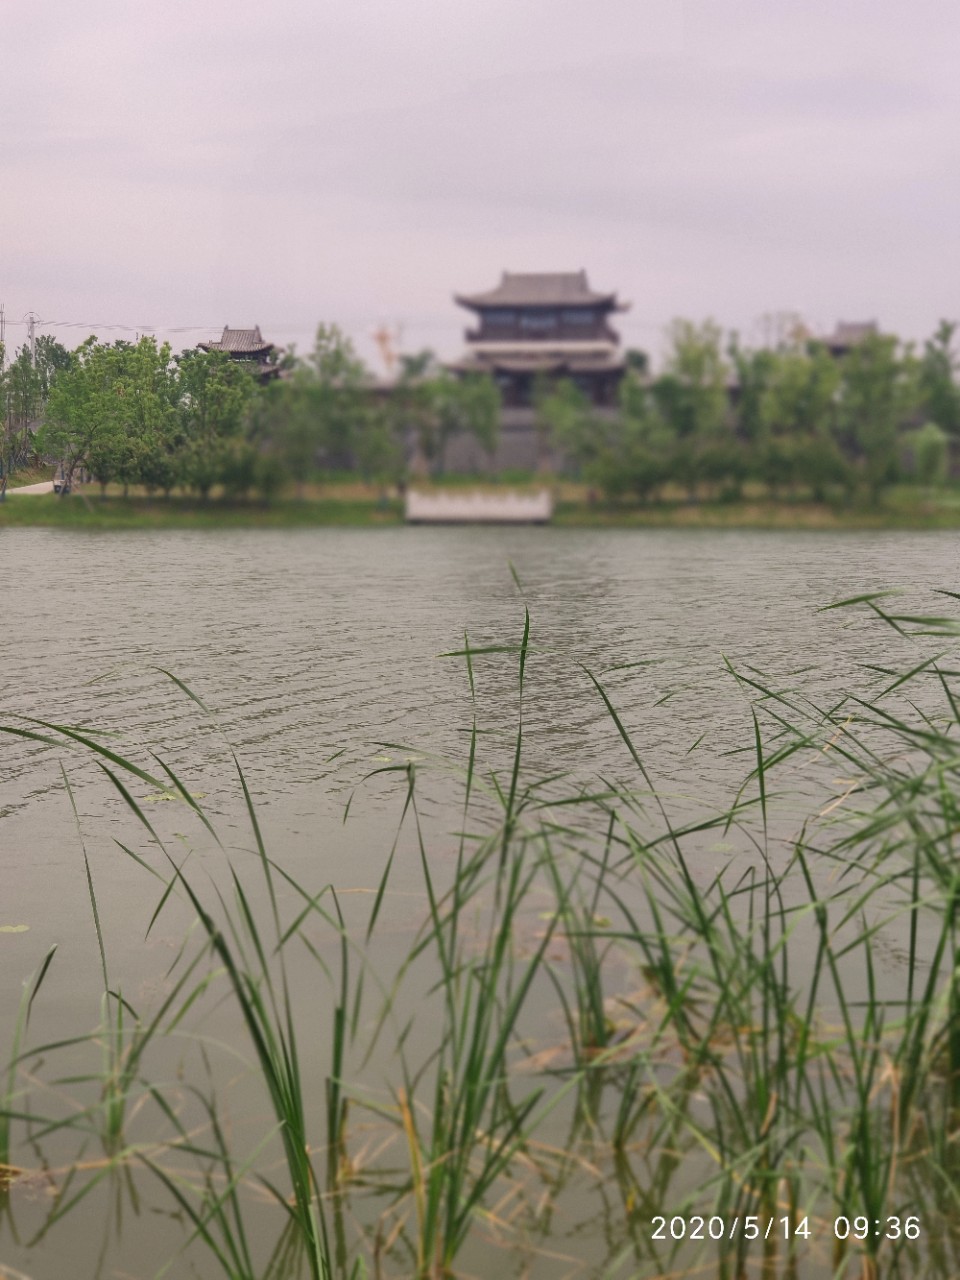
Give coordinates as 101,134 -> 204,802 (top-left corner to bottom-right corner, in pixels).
519,311 -> 558,332
561,308 -> 597,326
484,309 -> 516,326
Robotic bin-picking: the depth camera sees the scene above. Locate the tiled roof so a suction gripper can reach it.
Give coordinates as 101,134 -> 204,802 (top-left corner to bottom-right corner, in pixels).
199,326 -> 273,355
456,271 -> 625,310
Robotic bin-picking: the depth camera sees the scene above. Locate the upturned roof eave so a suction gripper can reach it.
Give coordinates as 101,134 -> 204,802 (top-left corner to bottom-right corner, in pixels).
455,291 -> 626,313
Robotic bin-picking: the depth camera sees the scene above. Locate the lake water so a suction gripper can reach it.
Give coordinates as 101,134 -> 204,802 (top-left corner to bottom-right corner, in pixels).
2,525 -> 958,1278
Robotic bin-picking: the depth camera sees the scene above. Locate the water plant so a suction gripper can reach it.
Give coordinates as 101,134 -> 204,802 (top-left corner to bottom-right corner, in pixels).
3,591 -> 960,1277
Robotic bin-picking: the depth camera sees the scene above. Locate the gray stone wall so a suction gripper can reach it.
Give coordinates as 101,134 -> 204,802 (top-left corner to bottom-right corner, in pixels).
412,407 -> 621,476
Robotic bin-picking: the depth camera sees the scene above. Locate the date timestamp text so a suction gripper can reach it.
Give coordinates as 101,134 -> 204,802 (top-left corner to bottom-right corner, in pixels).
651,1215 -> 921,1242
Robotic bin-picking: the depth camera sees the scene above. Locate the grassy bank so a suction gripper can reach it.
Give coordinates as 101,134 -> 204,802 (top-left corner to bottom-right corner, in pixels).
0,491 -> 404,529
3,596 -> 960,1278
4,481 -> 960,530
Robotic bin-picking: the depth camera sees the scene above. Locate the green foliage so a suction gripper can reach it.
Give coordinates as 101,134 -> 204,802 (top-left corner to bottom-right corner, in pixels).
176,348 -> 258,499
919,321 -> 960,437
267,324 -> 398,490
534,377 -> 592,474
385,360 -> 499,478
37,339 -> 264,501
1,336 -> 71,479
727,339 -> 777,444
624,347 -> 649,375
907,421 -> 949,488
40,337 -> 125,490
586,375 -> 675,501
305,325 -> 370,472
759,344 -> 840,443
655,318 -> 729,440
837,333 -> 919,501
19,313 -> 960,511
6,598 -> 960,1275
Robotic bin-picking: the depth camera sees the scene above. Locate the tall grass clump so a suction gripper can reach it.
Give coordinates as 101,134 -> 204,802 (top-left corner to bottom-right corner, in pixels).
3,590 -> 960,1277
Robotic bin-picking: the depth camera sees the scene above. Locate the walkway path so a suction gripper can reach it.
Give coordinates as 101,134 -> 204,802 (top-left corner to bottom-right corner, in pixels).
5,480 -> 55,494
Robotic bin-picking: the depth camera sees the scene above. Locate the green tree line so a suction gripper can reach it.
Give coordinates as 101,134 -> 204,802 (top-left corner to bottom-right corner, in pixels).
1,326 -> 499,499
3,317 -> 959,503
542,319 -> 960,503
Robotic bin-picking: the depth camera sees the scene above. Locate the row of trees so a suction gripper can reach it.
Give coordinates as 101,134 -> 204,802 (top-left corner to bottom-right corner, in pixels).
0,335 -> 72,481
262,332 -> 499,495
539,320 -> 960,502
0,328 -> 500,499
2,317 -> 959,503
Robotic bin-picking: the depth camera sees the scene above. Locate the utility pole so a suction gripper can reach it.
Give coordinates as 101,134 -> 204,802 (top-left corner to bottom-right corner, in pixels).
25,311 -> 39,365
0,302 -> 5,370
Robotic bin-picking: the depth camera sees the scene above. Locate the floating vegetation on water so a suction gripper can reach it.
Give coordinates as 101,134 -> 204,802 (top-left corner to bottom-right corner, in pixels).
3,593 -> 960,1278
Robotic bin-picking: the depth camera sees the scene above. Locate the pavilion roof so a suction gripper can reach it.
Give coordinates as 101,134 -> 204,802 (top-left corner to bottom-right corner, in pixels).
456,271 -> 626,311
199,325 -> 274,356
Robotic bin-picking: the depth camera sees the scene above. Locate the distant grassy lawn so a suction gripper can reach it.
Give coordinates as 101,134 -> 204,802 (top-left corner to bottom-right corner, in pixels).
4,463 -> 54,487
0,488 -> 403,528
3,479 -> 960,529
556,487 -> 960,529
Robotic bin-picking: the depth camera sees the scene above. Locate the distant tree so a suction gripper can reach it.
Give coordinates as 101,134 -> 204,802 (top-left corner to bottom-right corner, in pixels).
254,451 -> 288,505
727,338 -> 777,445
624,348 -> 649,376
755,436 -> 798,499
110,338 -> 178,496
398,349 -> 438,381
176,347 -> 258,499
837,334 -> 919,502
306,324 -> 372,479
607,382 -> 675,502
534,378 -> 591,476
751,344 -> 843,497
40,338 -> 127,493
697,438 -> 751,501
385,351 -> 447,477
429,372 -> 499,474
918,320 -> 960,438
3,348 -> 42,468
353,402 -> 405,491
654,319 -> 729,441
792,435 -> 852,502
220,439 -> 261,500
907,421 -> 949,489
265,373 -> 320,498
4,335 -> 70,427
457,373 -> 500,467
34,335 -> 72,392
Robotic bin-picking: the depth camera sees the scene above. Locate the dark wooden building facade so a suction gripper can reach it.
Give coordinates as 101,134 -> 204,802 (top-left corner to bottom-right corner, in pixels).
450,271 -> 629,406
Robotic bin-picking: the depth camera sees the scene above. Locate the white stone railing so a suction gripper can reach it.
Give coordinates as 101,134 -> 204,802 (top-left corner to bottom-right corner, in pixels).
405,489 -> 553,524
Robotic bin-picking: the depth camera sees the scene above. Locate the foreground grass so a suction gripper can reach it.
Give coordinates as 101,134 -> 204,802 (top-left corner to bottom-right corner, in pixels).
3,594 -> 960,1278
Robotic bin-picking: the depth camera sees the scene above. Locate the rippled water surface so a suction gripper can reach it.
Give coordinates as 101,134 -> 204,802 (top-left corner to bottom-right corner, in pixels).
2,525 -> 958,1278
3,524 -> 957,1000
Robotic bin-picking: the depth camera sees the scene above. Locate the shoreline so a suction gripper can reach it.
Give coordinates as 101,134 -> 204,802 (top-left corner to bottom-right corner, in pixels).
3,490 -> 960,530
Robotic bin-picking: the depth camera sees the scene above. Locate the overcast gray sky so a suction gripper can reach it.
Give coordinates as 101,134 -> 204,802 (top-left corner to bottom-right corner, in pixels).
3,0 -> 958,371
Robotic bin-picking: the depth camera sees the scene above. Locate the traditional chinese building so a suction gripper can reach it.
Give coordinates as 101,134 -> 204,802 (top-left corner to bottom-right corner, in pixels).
824,321 -> 879,359
198,326 -> 280,382
450,271 -> 629,407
